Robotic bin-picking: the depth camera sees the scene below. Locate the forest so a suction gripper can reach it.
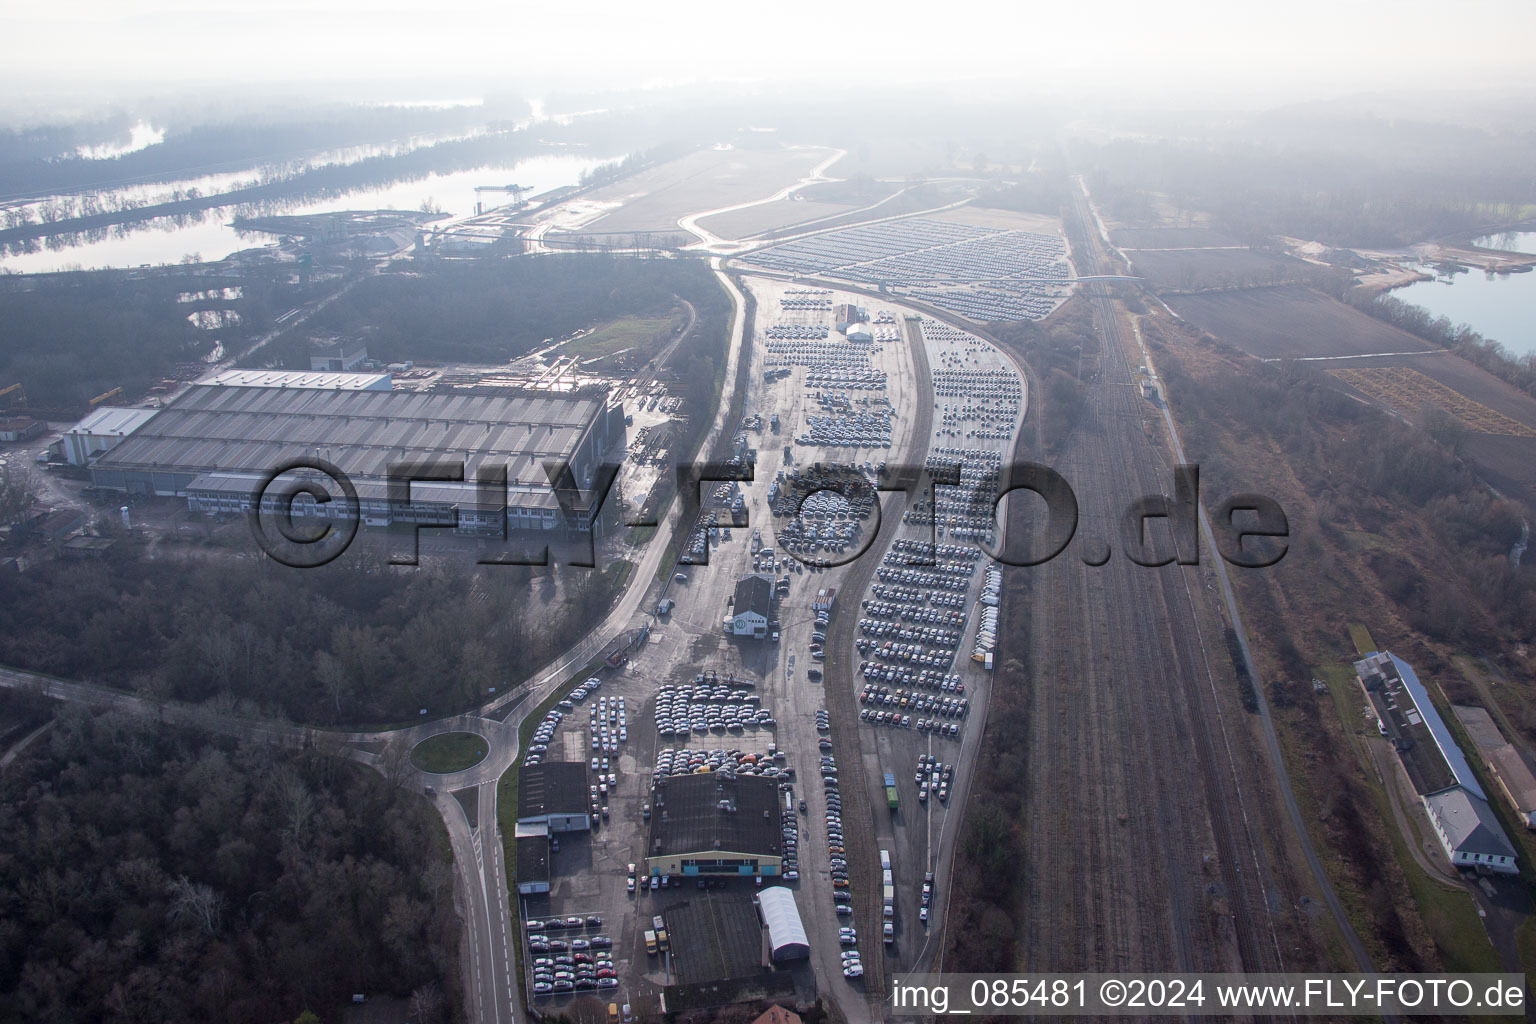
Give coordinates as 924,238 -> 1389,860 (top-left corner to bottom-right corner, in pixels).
0,699 -> 458,1024
0,542 -> 628,726
265,252 -> 728,368
0,272 -> 289,411
1081,110 -> 1536,249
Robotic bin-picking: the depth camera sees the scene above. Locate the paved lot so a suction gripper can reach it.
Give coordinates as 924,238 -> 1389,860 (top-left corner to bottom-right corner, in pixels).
518,279 -> 937,1020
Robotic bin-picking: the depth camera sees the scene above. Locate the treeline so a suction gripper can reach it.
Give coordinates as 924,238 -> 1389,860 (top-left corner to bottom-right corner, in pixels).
0,113 -> 135,166
0,99 -> 529,199
0,544 -> 623,725
1353,290 -> 1536,402
943,655 -> 1030,973
266,253 -> 725,368
987,296 -> 1097,452
974,167 -> 1071,217
0,703 -> 458,1024
0,273 -> 288,410
1080,112 -> 1536,248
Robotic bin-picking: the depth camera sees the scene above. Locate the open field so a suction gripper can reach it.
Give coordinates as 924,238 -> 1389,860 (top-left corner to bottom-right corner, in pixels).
694,198 -> 857,240
560,313 -> 684,362
927,205 -> 1064,234
1167,286 -> 1439,359
1112,226 -> 1241,249
1128,247 -> 1312,291
555,147 -> 832,237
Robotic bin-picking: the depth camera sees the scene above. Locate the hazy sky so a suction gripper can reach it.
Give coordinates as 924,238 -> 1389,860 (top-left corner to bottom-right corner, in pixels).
3,0 -> 1534,104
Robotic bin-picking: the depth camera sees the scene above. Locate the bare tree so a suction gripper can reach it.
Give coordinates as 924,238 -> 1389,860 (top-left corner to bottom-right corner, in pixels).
314,650 -> 349,719
380,736 -> 415,791
409,981 -> 445,1024
165,875 -> 225,935
0,461 -> 38,527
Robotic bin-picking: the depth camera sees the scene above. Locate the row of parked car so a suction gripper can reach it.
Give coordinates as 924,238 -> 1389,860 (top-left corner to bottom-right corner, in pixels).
859,662 -> 968,693
871,583 -> 968,609
817,732 -> 864,980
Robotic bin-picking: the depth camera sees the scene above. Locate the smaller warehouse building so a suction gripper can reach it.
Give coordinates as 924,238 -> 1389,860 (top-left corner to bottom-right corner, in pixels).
62,407 -> 161,466
515,835 -> 551,895
0,417 -> 46,442
726,574 -> 774,638
833,304 -> 868,331
646,773 -> 784,878
755,887 -> 809,963
1455,705 -> 1536,829
310,340 -> 369,371
1424,786 -> 1520,875
517,762 -> 591,834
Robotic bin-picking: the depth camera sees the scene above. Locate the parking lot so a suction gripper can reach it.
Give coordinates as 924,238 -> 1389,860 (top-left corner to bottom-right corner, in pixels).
739,216 -> 1072,322
509,280 -> 1030,1019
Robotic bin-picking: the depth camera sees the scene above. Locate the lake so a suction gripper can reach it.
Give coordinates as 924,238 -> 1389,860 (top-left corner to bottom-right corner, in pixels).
1391,231 -> 1536,358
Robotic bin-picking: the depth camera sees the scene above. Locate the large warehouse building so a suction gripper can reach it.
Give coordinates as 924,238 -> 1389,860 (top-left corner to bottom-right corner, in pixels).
646,773 -> 785,878
86,383 -> 623,536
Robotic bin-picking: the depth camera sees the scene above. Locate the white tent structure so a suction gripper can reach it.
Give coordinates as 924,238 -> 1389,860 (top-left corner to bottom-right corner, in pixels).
756,886 -> 810,962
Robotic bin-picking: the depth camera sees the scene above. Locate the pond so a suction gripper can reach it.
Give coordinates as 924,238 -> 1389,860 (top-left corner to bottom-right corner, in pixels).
1390,231 -> 1536,358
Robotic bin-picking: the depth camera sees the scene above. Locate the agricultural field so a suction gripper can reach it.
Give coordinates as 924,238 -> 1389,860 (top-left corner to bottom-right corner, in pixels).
1328,367 -> 1536,438
1166,285 -> 1439,359
1324,352 -> 1536,508
1128,247 -> 1311,291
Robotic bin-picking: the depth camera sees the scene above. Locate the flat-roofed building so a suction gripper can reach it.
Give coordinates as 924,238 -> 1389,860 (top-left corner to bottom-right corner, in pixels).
85,384 -> 622,535
1455,705 -> 1536,828
310,340 -> 369,372
517,762 -> 591,833
206,369 -> 393,391
0,417 -> 46,442
646,772 -> 784,878
515,836 -> 551,895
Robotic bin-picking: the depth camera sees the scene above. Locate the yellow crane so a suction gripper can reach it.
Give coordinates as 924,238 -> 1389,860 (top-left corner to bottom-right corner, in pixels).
89,386 -> 123,408
0,382 -> 24,412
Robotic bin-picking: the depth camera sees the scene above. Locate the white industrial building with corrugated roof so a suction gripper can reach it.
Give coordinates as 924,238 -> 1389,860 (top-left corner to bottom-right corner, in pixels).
62,406 -> 163,465
754,886 -> 808,962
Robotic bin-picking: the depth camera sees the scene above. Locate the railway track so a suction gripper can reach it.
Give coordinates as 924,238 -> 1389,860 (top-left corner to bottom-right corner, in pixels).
998,187 -> 1298,978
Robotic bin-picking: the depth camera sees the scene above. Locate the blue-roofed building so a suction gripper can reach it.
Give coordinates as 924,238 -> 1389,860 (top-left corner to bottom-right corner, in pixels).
1355,650 -> 1518,875
1354,651 -> 1484,799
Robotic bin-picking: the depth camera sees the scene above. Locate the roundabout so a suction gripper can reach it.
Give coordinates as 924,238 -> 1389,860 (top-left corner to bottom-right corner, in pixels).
410,731 -> 489,774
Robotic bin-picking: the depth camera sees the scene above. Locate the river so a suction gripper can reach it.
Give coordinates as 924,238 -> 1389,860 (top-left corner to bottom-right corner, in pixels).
0,101 -> 614,274
1391,231 -> 1536,358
